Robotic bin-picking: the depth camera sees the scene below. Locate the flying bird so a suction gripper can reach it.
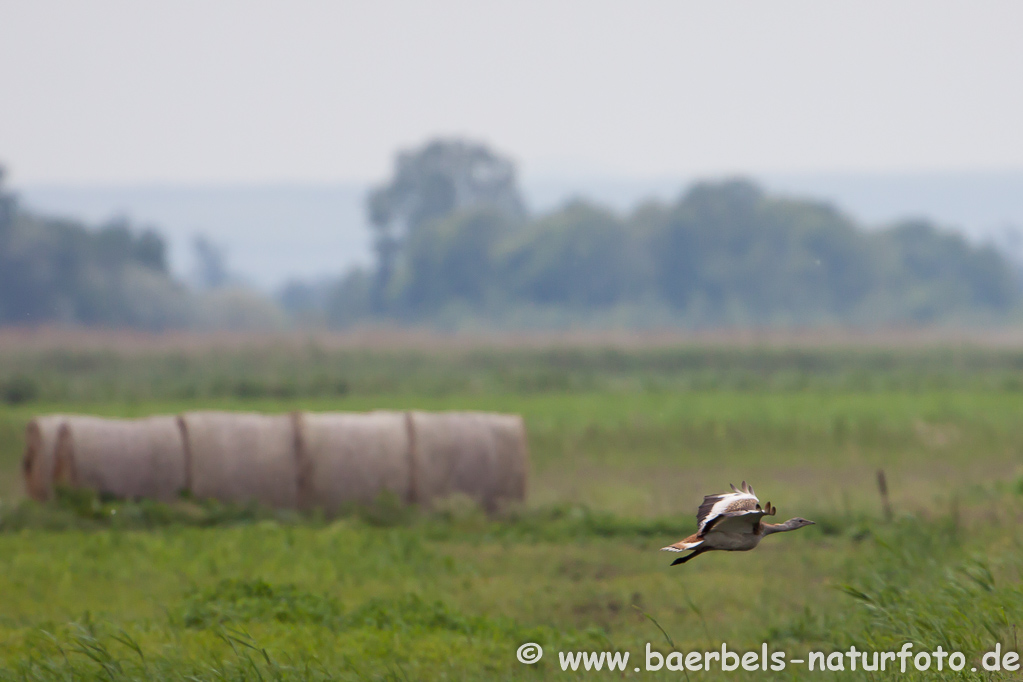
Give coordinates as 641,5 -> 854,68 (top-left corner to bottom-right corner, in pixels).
661,481 -> 814,565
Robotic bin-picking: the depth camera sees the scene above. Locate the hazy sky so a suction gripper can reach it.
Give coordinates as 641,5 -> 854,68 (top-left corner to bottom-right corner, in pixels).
2,1 -> 1023,185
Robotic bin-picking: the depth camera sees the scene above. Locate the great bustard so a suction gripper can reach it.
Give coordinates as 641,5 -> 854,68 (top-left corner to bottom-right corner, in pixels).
661,482 -> 814,565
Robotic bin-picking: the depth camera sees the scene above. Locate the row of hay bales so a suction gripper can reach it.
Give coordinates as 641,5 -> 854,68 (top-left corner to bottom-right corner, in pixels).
23,411 -> 528,513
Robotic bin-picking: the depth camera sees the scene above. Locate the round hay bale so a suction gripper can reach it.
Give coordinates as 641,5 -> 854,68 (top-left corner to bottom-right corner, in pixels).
52,415 -> 187,501
484,413 -> 529,506
23,415 -> 68,501
179,411 -> 300,508
295,410 -> 411,514
407,411 -> 502,510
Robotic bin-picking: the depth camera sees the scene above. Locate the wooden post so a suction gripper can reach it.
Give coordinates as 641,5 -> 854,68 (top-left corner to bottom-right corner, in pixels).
876,469 -> 893,522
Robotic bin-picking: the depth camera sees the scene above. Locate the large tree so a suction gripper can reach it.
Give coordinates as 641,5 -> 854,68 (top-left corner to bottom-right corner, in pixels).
366,138 -> 525,311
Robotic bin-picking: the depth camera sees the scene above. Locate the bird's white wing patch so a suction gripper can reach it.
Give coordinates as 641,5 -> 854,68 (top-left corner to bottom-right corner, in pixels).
697,490 -> 760,535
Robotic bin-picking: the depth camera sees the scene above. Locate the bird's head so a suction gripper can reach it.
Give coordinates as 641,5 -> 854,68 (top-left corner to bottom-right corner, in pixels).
785,517 -> 815,529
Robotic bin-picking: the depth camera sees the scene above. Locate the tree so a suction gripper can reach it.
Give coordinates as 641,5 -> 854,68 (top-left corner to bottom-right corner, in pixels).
366,138 -> 526,311
0,205 -> 187,328
653,179 -> 764,313
873,220 -> 1018,321
192,235 -> 229,290
92,217 -> 168,274
396,207 -> 515,314
497,201 -> 648,308
649,179 -> 889,324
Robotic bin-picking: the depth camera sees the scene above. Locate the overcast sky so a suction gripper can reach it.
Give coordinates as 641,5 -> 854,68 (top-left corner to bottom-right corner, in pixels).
2,1 -> 1022,186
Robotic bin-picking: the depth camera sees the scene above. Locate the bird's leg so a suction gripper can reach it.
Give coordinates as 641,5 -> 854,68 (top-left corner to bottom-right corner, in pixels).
671,548 -> 708,566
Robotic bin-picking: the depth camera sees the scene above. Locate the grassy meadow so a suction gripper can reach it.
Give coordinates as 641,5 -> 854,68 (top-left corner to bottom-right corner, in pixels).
1,332 -> 1023,679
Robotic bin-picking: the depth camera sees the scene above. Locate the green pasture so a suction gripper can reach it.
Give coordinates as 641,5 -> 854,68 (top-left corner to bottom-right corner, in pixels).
0,343 -> 1022,679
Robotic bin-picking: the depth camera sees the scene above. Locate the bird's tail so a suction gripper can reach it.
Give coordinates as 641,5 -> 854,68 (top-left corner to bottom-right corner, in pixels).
661,539 -> 704,553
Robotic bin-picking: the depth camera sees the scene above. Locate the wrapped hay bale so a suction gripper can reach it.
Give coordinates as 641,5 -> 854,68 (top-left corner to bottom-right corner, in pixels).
52,416 -> 187,501
179,411 -> 300,508
22,415 -> 68,501
295,411 -> 412,513
408,411 -> 528,511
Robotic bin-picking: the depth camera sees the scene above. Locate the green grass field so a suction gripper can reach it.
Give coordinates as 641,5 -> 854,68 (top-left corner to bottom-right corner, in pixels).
1,338 -> 1023,679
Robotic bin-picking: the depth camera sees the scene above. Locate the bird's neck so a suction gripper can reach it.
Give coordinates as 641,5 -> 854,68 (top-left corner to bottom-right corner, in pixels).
762,519 -> 800,535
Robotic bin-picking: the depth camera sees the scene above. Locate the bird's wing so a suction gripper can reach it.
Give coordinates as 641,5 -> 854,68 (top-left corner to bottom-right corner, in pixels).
697,482 -> 760,535
706,508 -> 768,535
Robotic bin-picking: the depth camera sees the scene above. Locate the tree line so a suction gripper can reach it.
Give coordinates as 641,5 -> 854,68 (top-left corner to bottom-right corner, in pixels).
2,139 -> 1020,330
0,167 -> 284,330
0,167 -> 191,328
305,139 -> 1019,328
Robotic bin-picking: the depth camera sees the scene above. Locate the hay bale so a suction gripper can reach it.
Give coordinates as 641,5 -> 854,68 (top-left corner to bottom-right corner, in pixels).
408,411 -> 528,511
22,415 -> 68,501
52,415 -> 187,501
179,411 -> 300,508
295,411 -> 412,513
408,411 -> 492,508
485,413 -> 529,505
